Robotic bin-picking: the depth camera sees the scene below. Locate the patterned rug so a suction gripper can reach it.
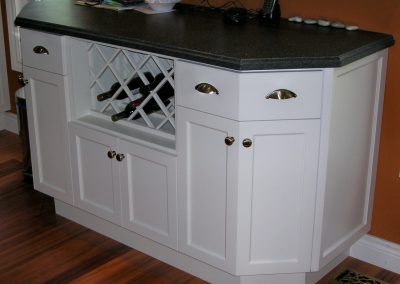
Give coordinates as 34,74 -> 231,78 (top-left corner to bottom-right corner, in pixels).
331,269 -> 389,284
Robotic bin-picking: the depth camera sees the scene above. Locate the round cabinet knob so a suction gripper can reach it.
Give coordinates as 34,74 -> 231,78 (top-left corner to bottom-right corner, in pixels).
17,74 -> 28,86
225,136 -> 235,146
116,153 -> 125,162
107,150 -> 116,159
242,138 -> 252,148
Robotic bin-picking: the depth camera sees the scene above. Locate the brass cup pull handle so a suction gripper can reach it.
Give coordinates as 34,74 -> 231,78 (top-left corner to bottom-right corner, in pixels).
116,153 -> 125,162
33,45 -> 49,55
225,136 -> 235,146
195,83 -> 219,95
266,89 -> 297,100
242,138 -> 252,148
107,150 -> 116,159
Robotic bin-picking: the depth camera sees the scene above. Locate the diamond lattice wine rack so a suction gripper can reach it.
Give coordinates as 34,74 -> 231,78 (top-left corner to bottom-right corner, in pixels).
84,41 -> 176,136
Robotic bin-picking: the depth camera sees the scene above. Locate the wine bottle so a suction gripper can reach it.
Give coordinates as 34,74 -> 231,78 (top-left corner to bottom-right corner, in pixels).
97,72 -> 154,102
139,71 -> 174,97
111,73 -> 174,122
110,95 -> 172,122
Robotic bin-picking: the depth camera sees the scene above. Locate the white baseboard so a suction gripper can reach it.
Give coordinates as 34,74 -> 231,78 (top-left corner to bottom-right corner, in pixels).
350,234 -> 400,274
0,112 -> 18,134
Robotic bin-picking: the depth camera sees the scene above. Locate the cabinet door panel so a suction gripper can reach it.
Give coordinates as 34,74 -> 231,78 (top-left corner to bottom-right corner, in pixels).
69,123 -> 122,224
236,120 -> 320,274
24,67 -> 73,203
119,139 -> 177,248
6,0 -> 31,72
177,107 -> 238,272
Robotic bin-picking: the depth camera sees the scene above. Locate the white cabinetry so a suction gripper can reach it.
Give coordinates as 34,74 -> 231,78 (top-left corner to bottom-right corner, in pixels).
21,29 -> 73,204
69,123 -> 122,224
176,61 -> 321,274
236,119 -> 319,274
177,107 -> 239,271
6,0 -> 31,72
19,25 -> 388,284
311,54 -> 387,270
66,37 -> 178,248
119,138 -> 177,248
70,122 -> 177,248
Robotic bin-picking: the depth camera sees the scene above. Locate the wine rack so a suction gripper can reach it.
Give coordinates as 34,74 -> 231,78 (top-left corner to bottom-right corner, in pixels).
86,41 -> 175,133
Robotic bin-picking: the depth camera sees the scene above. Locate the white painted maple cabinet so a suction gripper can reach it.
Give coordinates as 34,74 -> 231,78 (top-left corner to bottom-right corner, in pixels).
20,28 -> 388,284
21,29 -> 73,203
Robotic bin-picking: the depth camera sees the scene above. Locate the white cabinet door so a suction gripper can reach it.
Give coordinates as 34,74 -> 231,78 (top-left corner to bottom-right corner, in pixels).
177,106 -> 239,272
119,139 -> 177,249
24,66 -> 73,203
177,106 -> 320,274
69,123 -> 122,224
236,119 -> 320,274
6,0 -> 31,72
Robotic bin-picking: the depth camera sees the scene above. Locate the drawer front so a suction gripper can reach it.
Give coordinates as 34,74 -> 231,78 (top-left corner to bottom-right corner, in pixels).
21,29 -> 68,75
238,71 -> 323,120
176,61 -> 240,119
176,61 -> 323,120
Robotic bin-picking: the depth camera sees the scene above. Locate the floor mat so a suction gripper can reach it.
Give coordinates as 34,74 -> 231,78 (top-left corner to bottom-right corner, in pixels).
330,269 -> 389,284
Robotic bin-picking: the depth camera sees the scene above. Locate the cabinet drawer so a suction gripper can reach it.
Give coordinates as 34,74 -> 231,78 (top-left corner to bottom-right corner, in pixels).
21,29 -> 68,75
176,61 -> 323,120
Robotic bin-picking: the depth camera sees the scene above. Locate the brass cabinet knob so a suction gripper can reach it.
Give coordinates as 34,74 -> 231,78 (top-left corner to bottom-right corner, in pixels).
225,136 -> 235,146
17,74 -> 28,86
116,153 -> 125,162
107,150 -> 116,159
242,138 -> 252,148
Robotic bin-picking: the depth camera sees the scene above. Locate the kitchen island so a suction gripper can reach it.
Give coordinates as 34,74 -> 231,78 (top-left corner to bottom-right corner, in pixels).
16,1 -> 394,283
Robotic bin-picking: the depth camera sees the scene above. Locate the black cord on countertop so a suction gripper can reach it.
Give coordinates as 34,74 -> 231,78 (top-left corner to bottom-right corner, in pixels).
176,0 -> 260,20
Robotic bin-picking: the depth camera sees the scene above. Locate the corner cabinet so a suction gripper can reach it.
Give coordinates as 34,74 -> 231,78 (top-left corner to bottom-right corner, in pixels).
19,26 -> 388,284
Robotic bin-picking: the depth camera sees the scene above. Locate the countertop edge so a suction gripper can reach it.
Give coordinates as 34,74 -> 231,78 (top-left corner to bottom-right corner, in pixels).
15,17 -> 395,71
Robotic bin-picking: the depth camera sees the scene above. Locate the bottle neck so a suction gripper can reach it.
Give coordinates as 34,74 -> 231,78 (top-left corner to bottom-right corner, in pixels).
111,111 -> 128,122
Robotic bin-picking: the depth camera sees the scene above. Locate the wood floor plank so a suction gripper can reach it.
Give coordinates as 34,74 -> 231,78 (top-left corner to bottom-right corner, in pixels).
0,130 -> 23,164
0,130 -> 21,149
0,159 -> 22,177
72,250 -> 199,284
0,231 -> 129,283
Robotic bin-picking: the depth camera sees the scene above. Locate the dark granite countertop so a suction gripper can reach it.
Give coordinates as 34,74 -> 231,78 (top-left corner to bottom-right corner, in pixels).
15,0 -> 394,70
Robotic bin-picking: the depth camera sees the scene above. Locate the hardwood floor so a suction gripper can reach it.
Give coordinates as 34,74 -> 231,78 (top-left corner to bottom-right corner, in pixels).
0,129 -> 399,283
0,130 -> 22,163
